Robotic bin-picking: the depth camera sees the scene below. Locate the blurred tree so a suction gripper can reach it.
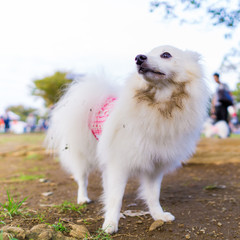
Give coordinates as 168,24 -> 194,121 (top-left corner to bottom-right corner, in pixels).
150,0 -> 240,30
7,105 -> 36,121
232,83 -> 240,102
31,71 -> 72,107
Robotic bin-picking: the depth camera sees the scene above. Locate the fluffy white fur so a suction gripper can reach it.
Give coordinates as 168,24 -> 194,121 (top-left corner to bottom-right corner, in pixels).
46,45 -> 208,234
203,119 -> 229,138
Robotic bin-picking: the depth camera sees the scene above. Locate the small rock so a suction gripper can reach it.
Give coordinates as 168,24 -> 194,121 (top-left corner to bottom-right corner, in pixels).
69,223 -> 90,239
38,230 -> 54,240
119,213 -> 126,219
28,224 -> 54,239
149,220 -> 164,231
221,207 -> 227,212
53,231 -> 73,240
1,226 -> 26,239
178,223 -> 185,228
61,218 -> 72,223
39,178 -> 50,183
41,192 -> 53,197
185,233 -> 191,239
217,222 -> 222,227
1,232 -> 10,240
12,150 -> 27,157
39,204 -> 55,207
123,210 -> 150,217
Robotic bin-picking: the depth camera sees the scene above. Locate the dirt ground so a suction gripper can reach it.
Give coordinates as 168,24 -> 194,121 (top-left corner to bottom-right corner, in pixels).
0,134 -> 240,239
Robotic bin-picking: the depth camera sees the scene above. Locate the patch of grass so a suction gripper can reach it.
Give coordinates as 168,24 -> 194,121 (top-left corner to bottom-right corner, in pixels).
36,213 -> 46,223
10,174 -> 45,182
86,228 -> 112,240
0,220 -> 5,225
51,219 -> 69,233
0,191 -> 27,218
54,201 -> 86,214
0,133 -> 45,145
28,166 -> 45,172
230,134 -> 240,138
204,185 -> 217,190
82,219 -> 91,225
24,153 -> 43,161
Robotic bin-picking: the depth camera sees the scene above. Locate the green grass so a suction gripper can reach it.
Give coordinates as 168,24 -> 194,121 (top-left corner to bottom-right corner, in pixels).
0,191 -> 27,218
201,133 -> 240,139
204,185 -> 217,190
51,219 -> 69,233
0,219 -> 5,225
18,174 -> 44,181
230,133 -> 240,138
24,153 -> 43,161
54,201 -> 86,214
0,133 -> 45,145
7,174 -> 45,182
28,166 -> 45,172
86,228 -> 112,240
36,213 -> 46,223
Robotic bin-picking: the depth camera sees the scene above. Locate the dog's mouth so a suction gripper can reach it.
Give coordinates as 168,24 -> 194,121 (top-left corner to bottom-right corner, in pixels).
138,67 -> 165,76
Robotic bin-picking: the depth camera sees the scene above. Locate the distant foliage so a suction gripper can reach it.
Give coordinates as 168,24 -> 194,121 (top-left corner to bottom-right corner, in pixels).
31,72 -> 72,107
233,82 -> 240,103
7,105 -> 36,121
150,0 -> 240,30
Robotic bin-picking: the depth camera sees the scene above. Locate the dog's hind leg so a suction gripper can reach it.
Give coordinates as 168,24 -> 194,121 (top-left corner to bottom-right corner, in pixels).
139,172 -> 175,222
61,151 -> 92,204
102,166 -> 128,234
75,170 -> 91,204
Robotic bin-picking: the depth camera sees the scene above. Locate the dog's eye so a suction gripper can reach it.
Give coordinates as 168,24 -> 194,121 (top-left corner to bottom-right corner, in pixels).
160,52 -> 172,59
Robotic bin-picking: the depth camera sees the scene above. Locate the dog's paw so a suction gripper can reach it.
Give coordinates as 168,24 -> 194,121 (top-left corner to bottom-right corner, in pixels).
153,212 -> 175,222
77,196 -> 92,205
102,221 -> 118,234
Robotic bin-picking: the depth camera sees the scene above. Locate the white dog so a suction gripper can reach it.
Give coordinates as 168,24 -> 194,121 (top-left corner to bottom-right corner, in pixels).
203,118 -> 229,138
46,45 -> 208,234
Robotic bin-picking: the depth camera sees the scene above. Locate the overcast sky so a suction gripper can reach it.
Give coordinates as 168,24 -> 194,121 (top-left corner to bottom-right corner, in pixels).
0,0 -> 239,113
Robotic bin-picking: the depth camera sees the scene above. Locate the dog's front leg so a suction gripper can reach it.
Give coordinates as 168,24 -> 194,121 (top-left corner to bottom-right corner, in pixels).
139,172 -> 175,222
102,165 -> 128,234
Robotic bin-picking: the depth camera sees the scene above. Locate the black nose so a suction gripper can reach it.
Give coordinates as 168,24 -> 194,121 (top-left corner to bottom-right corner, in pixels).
135,54 -> 147,65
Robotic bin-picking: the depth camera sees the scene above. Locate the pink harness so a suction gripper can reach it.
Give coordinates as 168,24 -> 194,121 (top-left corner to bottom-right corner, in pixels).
88,97 -> 117,140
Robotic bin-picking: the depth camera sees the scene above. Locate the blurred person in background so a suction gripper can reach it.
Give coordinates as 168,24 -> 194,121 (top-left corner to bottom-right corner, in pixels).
211,73 -> 233,124
3,110 -> 10,133
26,113 -> 36,132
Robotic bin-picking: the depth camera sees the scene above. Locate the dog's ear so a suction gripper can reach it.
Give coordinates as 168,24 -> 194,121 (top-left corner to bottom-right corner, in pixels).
185,50 -> 201,62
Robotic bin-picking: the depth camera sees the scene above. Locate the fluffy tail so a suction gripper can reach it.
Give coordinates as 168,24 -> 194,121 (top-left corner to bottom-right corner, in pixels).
45,74 -> 118,162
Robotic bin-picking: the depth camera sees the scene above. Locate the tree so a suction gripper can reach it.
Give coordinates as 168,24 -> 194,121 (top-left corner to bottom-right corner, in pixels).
150,0 -> 240,30
31,71 -> 72,107
233,83 -> 240,102
7,105 -> 37,121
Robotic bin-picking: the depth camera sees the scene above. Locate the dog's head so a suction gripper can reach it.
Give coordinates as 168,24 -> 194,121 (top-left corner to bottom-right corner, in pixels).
135,45 -> 202,86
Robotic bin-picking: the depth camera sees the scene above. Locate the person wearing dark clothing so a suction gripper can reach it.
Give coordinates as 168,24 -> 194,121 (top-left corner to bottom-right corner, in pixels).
3,111 -> 10,133
211,73 -> 233,123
